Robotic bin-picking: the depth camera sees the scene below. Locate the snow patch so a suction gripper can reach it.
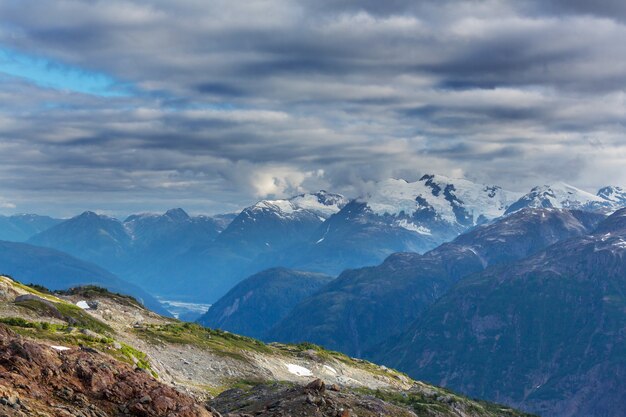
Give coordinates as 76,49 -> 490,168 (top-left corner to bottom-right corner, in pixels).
51,345 -> 71,351
76,300 -> 90,310
323,365 -> 337,374
286,363 -> 313,377
396,219 -> 431,235
252,192 -> 347,220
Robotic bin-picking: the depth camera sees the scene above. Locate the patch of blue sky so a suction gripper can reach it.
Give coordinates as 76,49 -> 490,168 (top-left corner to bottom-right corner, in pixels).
0,46 -> 132,97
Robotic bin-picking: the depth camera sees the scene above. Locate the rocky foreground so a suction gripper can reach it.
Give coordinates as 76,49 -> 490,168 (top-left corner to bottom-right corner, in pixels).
0,276 -> 534,417
0,326 -> 422,417
0,325 -> 212,417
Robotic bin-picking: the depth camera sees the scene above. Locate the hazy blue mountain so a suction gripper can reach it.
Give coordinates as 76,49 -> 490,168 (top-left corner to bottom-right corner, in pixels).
0,214 -> 61,242
197,267 -> 333,339
28,211 -> 132,272
27,209 -> 229,293
0,240 -> 168,315
380,208 -> 626,417
140,192 -> 348,301
124,208 -> 223,256
269,208 -> 605,357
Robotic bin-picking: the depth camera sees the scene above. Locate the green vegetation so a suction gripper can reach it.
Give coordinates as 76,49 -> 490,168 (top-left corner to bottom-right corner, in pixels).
25,283 -> 54,295
54,302 -> 113,334
2,276 -> 61,302
275,342 -> 410,381
134,322 -> 272,361
0,316 -> 156,377
354,386 -> 538,417
13,295 -> 113,335
201,378 -> 287,397
58,285 -> 143,309
117,343 -> 158,378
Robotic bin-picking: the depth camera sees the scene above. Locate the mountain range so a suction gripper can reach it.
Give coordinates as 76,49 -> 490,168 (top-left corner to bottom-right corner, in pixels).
0,214 -> 61,241
14,176 -> 625,303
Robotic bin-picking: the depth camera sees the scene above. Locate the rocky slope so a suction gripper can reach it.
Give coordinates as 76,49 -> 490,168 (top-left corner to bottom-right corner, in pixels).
0,325 -> 212,417
269,208 -> 605,357
0,275 -> 533,417
209,378 -> 536,417
379,208 -> 626,417
197,268 -> 334,339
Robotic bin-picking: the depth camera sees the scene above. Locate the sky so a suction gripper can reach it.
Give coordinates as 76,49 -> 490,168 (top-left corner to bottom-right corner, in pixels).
1,0 -> 626,217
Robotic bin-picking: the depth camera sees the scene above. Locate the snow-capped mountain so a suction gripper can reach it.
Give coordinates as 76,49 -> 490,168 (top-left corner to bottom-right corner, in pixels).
597,185 -> 626,205
363,174 -> 520,234
269,175 -> 521,275
246,191 -> 348,221
216,191 -> 348,251
504,182 -> 615,214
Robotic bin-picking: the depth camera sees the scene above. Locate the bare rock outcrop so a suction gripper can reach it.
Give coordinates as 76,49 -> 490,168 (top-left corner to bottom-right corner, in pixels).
0,324 -> 213,417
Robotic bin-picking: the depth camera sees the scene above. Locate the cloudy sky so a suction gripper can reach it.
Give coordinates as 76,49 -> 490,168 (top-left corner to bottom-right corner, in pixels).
1,0 -> 626,216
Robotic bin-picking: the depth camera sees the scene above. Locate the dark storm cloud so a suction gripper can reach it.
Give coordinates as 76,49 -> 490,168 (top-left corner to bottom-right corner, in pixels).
0,0 -> 625,216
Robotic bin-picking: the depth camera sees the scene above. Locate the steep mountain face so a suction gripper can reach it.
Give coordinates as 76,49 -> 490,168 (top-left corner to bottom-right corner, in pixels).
0,214 -> 61,242
197,268 -> 333,339
358,174 -> 518,234
273,200 -> 441,275
381,208 -> 626,417
504,182 -> 615,214
269,209 -> 605,357
0,240 -> 167,315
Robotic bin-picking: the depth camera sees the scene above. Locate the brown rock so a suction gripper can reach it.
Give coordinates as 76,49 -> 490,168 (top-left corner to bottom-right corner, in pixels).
0,324 -> 215,417
306,378 -> 326,394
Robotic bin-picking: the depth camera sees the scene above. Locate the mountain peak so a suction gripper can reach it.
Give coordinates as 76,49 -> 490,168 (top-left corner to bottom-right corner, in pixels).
363,175 -> 517,228
164,208 -> 190,221
505,183 -> 607,215
78,210 -> 99,218
597,185 -> 626,204
249,191 -> 348,220
75,211 -> 112,222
